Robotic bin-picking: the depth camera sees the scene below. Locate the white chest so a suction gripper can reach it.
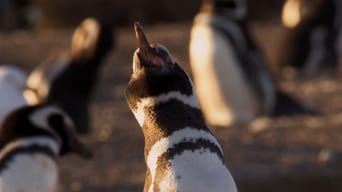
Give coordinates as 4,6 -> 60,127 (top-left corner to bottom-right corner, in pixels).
189,24 -> 257,127
155,150 -> 238,192
0,153 -> 58,192
146,128 -> 237,192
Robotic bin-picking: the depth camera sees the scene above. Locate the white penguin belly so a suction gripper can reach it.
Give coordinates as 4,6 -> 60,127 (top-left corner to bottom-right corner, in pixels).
158,150 -> 237,192
0,84 -> 27,126
190,25 -> 257,127
0,154 -> 58,192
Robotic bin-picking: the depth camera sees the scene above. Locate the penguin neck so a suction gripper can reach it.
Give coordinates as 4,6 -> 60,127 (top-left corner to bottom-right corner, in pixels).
71,52 -> 105,67
70,34 -> 112,67
137,96 -> 226,192
133,92 -> 208,157
0,136 -> 60,161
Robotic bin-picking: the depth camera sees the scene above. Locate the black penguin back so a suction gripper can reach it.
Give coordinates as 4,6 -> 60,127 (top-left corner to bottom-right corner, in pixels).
289,0 -> 338,74
46,18 -> 114,134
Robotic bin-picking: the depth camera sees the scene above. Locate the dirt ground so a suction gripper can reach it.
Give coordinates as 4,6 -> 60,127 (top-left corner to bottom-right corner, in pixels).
1,22 -> 342,192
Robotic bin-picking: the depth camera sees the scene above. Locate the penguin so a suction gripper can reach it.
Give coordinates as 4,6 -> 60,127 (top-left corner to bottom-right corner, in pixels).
125,22 -> 238,192
0,104 -> 92,192
24,17 -> 114,134
281,0 -> 338,75
189,0 -> 316,127
0,65 -> 28,126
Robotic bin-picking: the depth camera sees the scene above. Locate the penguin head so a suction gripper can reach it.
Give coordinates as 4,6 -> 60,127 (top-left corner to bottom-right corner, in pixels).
0,104 -> 93,158
201,0 -> 247,20
0,66 -> 27,91
281,0 -> 325,28
126,22 -> 194,110
71,17 -> 113,62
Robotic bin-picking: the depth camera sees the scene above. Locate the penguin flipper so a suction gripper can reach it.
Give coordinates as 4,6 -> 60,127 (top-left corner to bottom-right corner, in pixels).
271,90 -> 319,117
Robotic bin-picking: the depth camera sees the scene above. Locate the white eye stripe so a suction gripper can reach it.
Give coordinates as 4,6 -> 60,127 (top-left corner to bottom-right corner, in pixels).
30,106 -> 61,129
132,71 -> 199,127
29,106 -> 73,141
140,91 -> 200,109
132,90 -> 200,127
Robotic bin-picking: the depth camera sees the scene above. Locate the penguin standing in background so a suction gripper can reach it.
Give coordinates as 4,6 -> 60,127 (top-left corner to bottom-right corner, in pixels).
24,17 -> 114,134
281,0 -> 338,75
189,0 -> 315,127
0,104 -> 92,192
125,22 -> 238,192
0,66 -> 28,126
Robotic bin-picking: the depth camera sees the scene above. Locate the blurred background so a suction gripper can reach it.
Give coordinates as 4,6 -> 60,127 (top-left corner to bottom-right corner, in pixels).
1,0 -> 342,192
0,0 -> 284,29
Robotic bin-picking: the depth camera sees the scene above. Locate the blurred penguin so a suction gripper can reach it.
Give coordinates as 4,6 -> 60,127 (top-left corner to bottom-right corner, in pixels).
0,104 -> 92,192
189,0 -> 316,127
281,0 -> 339,75
0,65 -> 28,126
24,17 -> 114,134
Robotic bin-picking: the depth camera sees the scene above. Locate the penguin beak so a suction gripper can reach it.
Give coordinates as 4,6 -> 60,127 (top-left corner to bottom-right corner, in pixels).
71,17 -> 100,61
134,22 -> 164,67
134,22 -> 153,57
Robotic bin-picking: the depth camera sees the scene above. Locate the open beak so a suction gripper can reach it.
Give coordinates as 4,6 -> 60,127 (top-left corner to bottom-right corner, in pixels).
134,22 -> 154,57
134,22 -> 165,67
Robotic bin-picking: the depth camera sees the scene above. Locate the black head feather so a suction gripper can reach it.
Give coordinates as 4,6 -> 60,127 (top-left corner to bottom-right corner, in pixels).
125,23 -> 194,110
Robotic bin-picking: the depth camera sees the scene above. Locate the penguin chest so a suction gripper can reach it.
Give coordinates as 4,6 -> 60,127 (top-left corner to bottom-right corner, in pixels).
150,150 -> 237,192
0,153 -> 58,192
189,25 -> 258,126
145,128 -> 238,192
